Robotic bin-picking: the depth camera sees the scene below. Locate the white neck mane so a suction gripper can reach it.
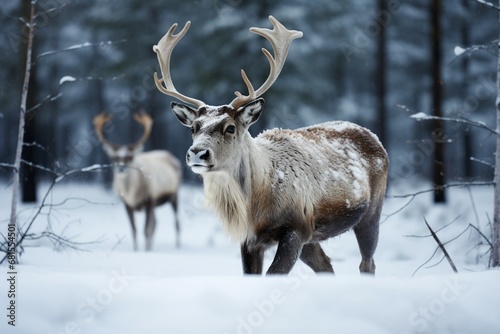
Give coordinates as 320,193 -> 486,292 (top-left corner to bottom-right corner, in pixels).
204,171 -> 248,242
202,134 -> 268,242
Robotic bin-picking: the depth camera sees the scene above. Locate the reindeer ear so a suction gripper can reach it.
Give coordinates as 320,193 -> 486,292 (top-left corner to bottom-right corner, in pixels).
237,98 -> 264,128
171,102 -> 198,127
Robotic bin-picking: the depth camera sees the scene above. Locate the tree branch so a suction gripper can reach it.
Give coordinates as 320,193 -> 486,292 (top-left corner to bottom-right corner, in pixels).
475,0 -> 500,10
410,112 -> 500,136
9,0 -> 36,264
468,223 -> 493,249
35,39 -> 127,63
470,157 -> 495,168
387,181 -> 494,199
33,0 -> 70,20
0,163 -> 113,264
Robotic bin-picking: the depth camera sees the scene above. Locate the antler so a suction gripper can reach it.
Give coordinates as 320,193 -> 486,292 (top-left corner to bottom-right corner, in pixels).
93,112 -> 117,148
93,112 -> 152,148
230,15 -> 303,109
131,111 -> 153,148
153,22 -> 206,108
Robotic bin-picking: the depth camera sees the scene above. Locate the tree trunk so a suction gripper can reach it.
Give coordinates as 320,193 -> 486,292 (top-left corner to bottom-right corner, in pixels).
20,0 -> 37,203
491,0 -> 500,267
376,0 -> 387,147
21,116 -> 37,202
10,0 -> 36,263
431,0 -> 446,203
461,0 -> 473,180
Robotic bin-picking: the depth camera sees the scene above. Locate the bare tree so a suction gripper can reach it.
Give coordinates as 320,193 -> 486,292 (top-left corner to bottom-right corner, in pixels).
376,0 -> 387,147
471,0 -> 500,267
8,0 -> 37,264
431,0 -> 446,203
492,0 -> 500,267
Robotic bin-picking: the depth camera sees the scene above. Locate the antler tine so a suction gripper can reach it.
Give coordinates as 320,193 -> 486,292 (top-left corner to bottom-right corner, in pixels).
230,15 -> 303,109
153,22 -> 206,108
131,111 -> 153,148
93,112 -> 116,147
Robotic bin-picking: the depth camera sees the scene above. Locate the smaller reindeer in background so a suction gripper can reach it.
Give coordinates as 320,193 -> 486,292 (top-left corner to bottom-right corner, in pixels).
94,112 -> 182,251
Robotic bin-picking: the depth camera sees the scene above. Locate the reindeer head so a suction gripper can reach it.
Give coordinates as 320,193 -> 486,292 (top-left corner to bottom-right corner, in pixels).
93,112 -> 152,172
153,16 -> 302,174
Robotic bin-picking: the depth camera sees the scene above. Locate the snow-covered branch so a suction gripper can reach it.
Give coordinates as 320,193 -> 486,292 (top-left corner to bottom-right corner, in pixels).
36,39 -> 127,62
453,40 -> 499,57
410,112 -> 500,136
0,162 -> 16,170
470,157 -> 495,169
475,0 -> 500,10
26,91 -> 62,114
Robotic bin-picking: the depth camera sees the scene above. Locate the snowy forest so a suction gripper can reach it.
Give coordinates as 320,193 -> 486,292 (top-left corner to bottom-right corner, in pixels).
0,0 -> 498,189
1,0 -> 500,333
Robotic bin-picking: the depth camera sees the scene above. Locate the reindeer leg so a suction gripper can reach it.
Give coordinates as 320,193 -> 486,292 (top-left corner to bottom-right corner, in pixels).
300,243 -> 334,273
266,228 -> 303,275
144,202 -> 156,251
171,194 -> 181,248
125,205 -> 138,251
353,206 -> 381,275
241,241 -> 264,274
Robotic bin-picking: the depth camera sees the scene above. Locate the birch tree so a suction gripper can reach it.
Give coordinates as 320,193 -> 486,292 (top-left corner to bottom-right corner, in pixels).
492,0 -> 500,267
8,0 -> 37,264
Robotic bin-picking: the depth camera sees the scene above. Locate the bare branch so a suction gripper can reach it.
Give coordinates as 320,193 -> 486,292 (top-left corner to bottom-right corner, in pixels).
453,40 -> 499,59
20,159 -> 58,175
33,1 -> 70,20
23,142 -> 59,168
26,91 -> 62,114
0,163 -> 16,171
410,112 -> 500,136
424,218 -> 458,273
412,246 -> 441,277
1,163 -> 113,264
475,0 -> 500,10
380,196 -> 415,224
470,157 -> 495,168
388,181 -> 494,199
35,39 -> 127,63
468,223 -> 493,249
405,216 -> 461,238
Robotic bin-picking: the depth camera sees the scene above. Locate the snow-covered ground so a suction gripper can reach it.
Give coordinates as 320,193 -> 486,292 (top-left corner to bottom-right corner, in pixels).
1,180 -> 499,334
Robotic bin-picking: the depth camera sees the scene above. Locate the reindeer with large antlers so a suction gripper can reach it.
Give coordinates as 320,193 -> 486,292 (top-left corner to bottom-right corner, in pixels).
94,112 -> 182,251
153,16 -> 388,274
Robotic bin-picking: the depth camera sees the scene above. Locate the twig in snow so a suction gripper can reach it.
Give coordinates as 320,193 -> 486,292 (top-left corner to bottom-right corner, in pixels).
468,223 -> 493,249
0,163 -> 113,264
405,216 -> 461,238
424,218 -> 458,273
467,186 -> 481,231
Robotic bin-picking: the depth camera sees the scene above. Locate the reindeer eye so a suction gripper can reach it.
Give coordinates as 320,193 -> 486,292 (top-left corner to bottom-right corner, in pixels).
225,125 -> 236,134
191,122 -> 200,134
